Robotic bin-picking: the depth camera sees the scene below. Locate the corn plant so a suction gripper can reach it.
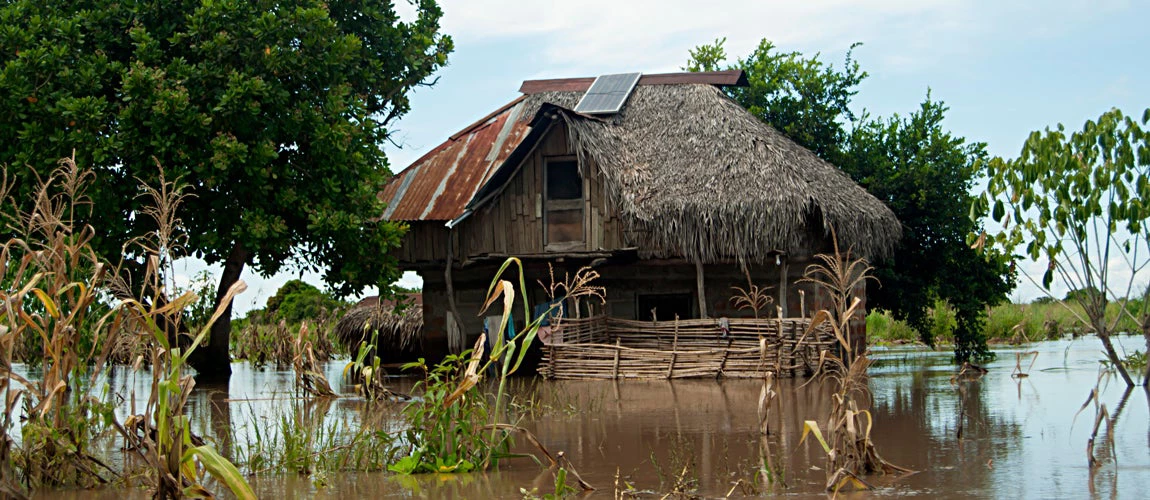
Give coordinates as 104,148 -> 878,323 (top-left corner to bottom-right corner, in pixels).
0,159 -> 126,492
797,233 -> 911,492
0,158 -> 253,498
106,165 -> 255,498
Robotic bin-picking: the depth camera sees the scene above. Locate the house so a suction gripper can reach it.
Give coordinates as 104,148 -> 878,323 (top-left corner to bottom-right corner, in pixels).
378,70 -> 900,370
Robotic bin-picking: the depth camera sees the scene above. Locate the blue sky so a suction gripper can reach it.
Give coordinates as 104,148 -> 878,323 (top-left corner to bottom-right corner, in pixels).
195,0 -> 1149,313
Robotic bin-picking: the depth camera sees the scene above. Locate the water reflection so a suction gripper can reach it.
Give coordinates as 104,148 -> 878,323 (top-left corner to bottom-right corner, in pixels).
24,336 -> 1150,499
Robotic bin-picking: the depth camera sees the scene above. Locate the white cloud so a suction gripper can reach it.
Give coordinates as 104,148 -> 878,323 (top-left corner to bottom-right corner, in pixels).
429,0 -> 1144,79
396,271 -> 424,290
441,0 -> 962,73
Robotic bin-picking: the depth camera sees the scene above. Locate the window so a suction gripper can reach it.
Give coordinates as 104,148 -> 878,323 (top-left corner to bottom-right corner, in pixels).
545,159 -> 583,245
637,293 -> 694,321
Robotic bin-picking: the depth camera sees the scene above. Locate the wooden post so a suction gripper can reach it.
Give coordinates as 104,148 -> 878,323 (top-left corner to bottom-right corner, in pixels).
777,254 -> 788,318
667,315 -> 679,379
695,259 -> 708,319
445,229 -> 466,354
613,338 -> 622,379
775,305 -> 785,376
799,289 -> 806,319
718,337 -> 732,378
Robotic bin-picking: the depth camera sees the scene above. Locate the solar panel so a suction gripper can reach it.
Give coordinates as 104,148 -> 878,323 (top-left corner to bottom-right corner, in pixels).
574,72 -> 642,115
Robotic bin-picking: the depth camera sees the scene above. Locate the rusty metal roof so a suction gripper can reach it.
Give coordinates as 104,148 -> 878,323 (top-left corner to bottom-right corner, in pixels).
380,70 -> 748,222
381,96 -> 530,221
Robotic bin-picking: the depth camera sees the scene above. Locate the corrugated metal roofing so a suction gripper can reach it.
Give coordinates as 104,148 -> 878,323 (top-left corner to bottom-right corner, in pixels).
381,97 -> 530,221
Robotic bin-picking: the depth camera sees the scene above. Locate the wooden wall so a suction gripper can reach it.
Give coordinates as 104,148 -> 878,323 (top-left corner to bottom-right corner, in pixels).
396,122 -> 627,266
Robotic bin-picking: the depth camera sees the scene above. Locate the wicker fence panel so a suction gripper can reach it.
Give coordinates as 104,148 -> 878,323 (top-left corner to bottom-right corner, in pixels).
538,315 -> 836,379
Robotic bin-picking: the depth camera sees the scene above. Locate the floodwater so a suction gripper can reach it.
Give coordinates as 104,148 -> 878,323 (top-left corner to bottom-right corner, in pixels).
26,335 -> 1150,499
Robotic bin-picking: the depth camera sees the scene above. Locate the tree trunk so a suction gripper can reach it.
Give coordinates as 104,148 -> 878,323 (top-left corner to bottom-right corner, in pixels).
1143,322 -> 1149,387
1098,332 -> 1135,387
187,243 -> 249,380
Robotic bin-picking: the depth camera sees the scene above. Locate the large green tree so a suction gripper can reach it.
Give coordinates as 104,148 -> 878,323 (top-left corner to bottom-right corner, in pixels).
687,38 -> 1013,360
0,0 -> 452,377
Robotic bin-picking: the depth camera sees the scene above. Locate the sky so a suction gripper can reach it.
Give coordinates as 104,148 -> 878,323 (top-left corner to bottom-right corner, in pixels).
185,0 -> 1150,314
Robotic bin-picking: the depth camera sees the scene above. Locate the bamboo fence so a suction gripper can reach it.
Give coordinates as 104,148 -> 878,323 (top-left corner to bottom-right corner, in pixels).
538,315 -> 836,379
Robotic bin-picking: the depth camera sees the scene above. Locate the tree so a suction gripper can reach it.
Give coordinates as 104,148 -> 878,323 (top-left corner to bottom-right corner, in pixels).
978,108 -> 1150,387
0,0 -> 453,378
842,99 -> 1013,360
686,38 -> 865,162
687,38 -> 1013,360
264,279 -> 345,323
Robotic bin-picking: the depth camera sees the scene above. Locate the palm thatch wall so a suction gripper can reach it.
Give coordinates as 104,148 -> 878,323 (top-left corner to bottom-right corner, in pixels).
518,84 -> 900,264
334,303 -> 423,363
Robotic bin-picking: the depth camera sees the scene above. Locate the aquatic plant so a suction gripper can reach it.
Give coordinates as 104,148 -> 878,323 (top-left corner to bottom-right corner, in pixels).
235,398 -> 398,475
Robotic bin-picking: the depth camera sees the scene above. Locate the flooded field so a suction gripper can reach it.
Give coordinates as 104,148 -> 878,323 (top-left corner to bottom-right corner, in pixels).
28,335 -> 1150,498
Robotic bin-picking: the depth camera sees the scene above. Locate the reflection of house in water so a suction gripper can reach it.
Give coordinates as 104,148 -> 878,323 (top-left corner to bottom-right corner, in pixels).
379,70 -> 899,375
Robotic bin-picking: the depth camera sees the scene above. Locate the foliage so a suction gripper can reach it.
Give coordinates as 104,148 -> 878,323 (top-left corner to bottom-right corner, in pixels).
686,38 -> 1013,362
977,107 -> 1150,386
388,347 -> 493,474
686,38 -> 865,161
0,0 -> 453,376
0,159 -> 121,492
176,270 -> 220,334
264,280 -> 347,323
232,315 -> 340,368
926,299 -> 958,343
231,280 -> 344,367
865,309 -> 918,344
842,98 -> 1013,359
390,258 -> 602,484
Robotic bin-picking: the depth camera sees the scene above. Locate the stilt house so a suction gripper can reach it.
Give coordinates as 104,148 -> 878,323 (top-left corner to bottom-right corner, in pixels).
379,70 -> 900,376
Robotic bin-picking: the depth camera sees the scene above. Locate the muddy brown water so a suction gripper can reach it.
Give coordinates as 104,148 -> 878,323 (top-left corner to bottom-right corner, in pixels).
23,336 -> 1150,498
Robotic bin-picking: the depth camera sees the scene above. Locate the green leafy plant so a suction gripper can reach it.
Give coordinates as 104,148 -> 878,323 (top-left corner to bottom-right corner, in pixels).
389,257 -> 601,488
977,107 -> 1150,386
687,38 -> 1014,363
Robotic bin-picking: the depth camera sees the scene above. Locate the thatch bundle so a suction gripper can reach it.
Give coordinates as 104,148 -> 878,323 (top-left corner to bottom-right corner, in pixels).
518,84 -> 900,263
334,303 -> 423,363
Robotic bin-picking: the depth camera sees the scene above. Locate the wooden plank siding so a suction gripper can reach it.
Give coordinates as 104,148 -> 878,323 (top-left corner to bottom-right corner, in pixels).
398,122 -> 627,264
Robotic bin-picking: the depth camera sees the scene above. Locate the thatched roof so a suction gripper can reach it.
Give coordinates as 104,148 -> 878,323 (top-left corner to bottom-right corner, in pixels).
334,303 -> 423,359
504,84 -> 901,263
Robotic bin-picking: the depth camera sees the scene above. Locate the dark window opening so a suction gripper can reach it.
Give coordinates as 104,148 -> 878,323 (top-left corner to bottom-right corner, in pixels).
545,159 -> 583,244
637,293 -> 694,321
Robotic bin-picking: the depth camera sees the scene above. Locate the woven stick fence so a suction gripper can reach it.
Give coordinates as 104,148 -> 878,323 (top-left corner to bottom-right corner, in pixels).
538,315 -> 836,379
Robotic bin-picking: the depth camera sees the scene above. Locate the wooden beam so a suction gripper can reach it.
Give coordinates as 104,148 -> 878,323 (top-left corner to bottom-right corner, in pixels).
445,229 -> 466,354
778,255 -> 788,317
696,259 -> 708,319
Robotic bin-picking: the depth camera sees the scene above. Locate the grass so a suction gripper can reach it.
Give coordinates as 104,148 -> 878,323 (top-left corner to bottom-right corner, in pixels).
867,299 -> 1143,347
234,400 -> 399,475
